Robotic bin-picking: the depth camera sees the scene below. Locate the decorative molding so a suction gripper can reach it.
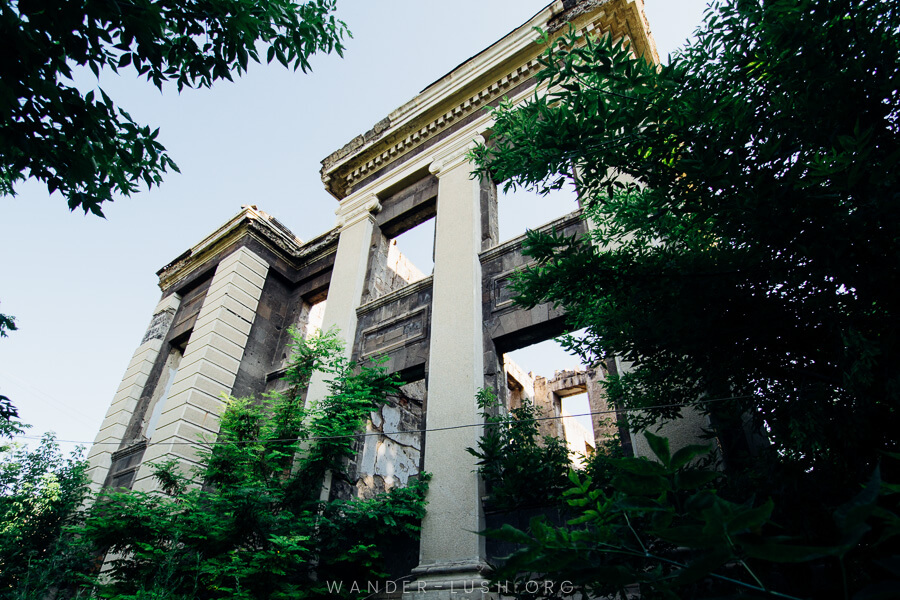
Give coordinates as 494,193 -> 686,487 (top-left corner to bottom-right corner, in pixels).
319,0 -> 655,200
110,440 -> 148,462
428,135 -> 486,178
356,276 -> 433,318
156,208 -> 340,293
332,59 -> 541,194
157,206 -> 302,290
478,209 -> 585,264
336,194 -> 381,230
490,268 -> 525,313
141,295 -> 181,344
359,307 -> 429,360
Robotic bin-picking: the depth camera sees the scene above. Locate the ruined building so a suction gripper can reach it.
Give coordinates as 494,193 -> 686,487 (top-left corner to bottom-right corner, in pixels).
85,1 -> 708,596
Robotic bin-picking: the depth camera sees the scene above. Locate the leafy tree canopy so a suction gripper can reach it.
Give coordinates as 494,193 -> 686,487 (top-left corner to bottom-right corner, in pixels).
482,431 -> 900,599
0,425 -> 91,598
0,307 -> 16,422
473,0 -> 900,496
0,0 -> 348,216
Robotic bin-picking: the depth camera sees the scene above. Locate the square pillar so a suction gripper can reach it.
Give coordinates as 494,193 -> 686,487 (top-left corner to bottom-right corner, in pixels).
408,136 -> 491,596
303,195 -> 381,410
85,294 -> 181,494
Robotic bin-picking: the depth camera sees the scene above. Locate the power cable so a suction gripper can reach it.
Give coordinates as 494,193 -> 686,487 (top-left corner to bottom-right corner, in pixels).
10,395 -> 751,448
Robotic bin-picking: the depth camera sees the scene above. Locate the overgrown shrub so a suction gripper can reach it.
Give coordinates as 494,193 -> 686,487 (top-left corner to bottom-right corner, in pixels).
79,328 -> 430,600
467,388 -> 574,510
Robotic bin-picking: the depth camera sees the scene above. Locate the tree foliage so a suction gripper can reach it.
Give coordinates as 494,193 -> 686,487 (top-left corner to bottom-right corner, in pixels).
472,0 -> 900,596
0,425 -> 92,599
467,388 -> 571,510
0,0 -> 348,215
485,432 -> 900,599
0,328 -> 428,599
78,328 -> 429,600
0,306 -> 16,422
474,0 -> 900,495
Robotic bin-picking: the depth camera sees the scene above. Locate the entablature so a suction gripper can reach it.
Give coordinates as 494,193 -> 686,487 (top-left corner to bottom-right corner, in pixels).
319,0 -> 657,201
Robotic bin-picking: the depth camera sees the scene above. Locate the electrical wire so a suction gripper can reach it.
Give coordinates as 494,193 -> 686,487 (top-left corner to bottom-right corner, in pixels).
10,395 -> 751,448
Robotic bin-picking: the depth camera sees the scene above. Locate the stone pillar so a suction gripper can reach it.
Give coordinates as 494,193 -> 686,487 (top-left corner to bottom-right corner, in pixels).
406,136 -> 489,598
85,294 -> 181,494
304,195 -> 381,409
303,195 -> 381,501
609,357 -> 711,460
132,247 -> 269,491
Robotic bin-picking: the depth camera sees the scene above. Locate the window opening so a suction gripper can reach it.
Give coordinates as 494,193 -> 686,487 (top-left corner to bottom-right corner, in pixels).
497,184 -> 579,243
503,332 -> 608,462
560,392 -> 595,464
390,215 -> 435,277
303,298 -> 327,339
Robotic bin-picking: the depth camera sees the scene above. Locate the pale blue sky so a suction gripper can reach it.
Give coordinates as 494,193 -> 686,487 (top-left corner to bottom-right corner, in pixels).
0,1 -> 710,448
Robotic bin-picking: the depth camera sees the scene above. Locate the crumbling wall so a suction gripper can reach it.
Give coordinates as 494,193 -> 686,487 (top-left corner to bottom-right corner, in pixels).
362,234 -> 426,304
534,370 -> 590,440
273,299 -> 327,372
585,365 -> 619,448
339,380 -> 425,500
504,356 -> 534,412
528,367 -> 620,453
561,411 -> 594,466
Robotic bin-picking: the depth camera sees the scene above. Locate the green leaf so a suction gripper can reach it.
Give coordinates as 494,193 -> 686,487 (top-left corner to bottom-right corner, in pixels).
644,432 -> 671,467
613,472 -> 671,496
727,498 -> 773,534
613,456 -> 669,477
674,469 -> 720,491
655,525 -> 722,548
835,466 -> 881,548
483,524 -> 534,545
670,548 -> 732,585
615,496 -> 670,513
743,541 -> 836,563
670,443 -> 712,469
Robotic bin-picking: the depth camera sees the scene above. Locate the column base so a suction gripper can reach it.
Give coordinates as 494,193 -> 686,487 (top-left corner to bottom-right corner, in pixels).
402,561 -> 496,600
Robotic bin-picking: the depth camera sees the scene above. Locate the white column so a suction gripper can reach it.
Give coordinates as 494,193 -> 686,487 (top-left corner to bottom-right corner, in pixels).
304,195 -> 381,408
409,136 -> 489,594
608,357 -> 710,460
85,294 -> 181,494
132,247 -> 269,491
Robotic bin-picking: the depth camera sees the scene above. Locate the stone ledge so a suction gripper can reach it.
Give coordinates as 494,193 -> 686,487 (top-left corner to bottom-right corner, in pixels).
356,275 -> 434,317
478,209 -> 584,264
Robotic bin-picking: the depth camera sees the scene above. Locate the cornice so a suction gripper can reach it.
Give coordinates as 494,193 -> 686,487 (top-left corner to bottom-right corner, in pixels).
319,0 -> 657,200
320,57 -> 543,199
155,206 -> 332,292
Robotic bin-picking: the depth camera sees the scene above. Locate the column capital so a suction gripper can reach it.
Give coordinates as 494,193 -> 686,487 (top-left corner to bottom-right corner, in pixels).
336,193 -> 382,230
428,135 -> 485,178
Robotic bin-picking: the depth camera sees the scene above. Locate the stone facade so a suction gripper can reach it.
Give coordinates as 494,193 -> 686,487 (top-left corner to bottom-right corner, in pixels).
86,1 -> 704,597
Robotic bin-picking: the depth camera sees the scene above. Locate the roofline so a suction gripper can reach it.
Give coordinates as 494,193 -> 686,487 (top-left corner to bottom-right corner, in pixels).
319,0 -> 657,199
